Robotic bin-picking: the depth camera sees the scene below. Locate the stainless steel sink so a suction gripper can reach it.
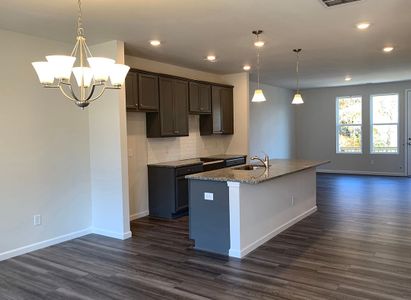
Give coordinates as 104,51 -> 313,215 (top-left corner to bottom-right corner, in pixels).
233,164 -> 266,171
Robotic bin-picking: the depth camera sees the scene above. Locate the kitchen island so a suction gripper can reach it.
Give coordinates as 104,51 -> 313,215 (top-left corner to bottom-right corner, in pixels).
186,159 -> 329,258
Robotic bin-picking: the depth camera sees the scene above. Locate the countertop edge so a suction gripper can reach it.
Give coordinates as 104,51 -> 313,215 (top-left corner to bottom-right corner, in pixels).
186,160 -> 330,184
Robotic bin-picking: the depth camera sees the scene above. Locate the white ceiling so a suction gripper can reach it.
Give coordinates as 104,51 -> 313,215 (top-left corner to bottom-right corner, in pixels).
0,0 -> 410,88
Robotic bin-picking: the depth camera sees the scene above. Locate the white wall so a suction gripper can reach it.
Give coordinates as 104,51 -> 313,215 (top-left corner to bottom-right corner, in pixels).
249,82 -> 296,159
89,41 -> 131,239
0,29 -> 91,258
125,56 -> 249,219
296,81 -> 411,175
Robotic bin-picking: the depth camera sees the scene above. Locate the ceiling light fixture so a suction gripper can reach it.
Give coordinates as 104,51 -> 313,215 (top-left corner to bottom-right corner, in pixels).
206,55 -> 217,62
32,0 -> 130,109
345,76 -> 352,81
356,22 -> 370,30
291,49 -> 304,105
150,40 -> 161,46
251,30 -> 266,103
243,65 -> 251,71
383,46 -> 394,53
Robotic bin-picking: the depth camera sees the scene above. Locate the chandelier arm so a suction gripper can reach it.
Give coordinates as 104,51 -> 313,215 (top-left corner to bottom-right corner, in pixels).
85,84 -> 96,101
58,84 -> 78,102
87,85 -> 108,103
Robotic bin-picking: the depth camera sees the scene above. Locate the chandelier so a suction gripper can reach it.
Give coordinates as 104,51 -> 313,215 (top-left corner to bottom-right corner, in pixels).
32,0 -> 130,109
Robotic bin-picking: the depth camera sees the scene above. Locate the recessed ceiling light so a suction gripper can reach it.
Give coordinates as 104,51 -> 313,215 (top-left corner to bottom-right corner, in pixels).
254,40 -> 265,48
345,76 -> 352,81
383,46 -> 394,53
243,65 -> 251,71
149,40 -> 161,46
356,22 -> 370,30
206,55 -> 216,62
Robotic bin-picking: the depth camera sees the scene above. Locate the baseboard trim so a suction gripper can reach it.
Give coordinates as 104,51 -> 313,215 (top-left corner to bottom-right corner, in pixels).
229,206 -> 317,258
0,228 -> 92,262
317,169 -> 405,177
130,210 -> 149,221
91,228 -> 132,240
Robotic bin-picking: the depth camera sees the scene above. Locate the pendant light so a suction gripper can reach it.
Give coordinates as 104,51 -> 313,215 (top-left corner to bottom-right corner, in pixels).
292,49 -> 304,105
32,0 -> 130,109
251,30 -> 266,103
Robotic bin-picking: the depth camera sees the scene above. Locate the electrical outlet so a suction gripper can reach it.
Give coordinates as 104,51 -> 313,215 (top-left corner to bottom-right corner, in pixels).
33,215 -> 42,226
204,192 -> 214,201
291,196 -> 295,206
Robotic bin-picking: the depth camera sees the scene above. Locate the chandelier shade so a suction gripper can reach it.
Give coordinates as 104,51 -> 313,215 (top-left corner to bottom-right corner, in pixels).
32,0 -> 130,109
87,57 -> 115,82
32,62 -> 55,85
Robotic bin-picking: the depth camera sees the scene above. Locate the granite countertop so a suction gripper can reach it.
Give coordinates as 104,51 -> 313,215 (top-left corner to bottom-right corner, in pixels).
186,159 -> 330,184
148,154 -> 246,168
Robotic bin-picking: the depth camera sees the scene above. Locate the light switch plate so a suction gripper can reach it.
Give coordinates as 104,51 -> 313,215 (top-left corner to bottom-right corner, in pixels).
33,215 -> 42,226
204,192 -> 214,201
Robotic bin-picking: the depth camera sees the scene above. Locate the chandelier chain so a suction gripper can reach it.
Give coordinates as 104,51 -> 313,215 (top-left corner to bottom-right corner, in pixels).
296,51 -> 300,92
77,0 -> 84,36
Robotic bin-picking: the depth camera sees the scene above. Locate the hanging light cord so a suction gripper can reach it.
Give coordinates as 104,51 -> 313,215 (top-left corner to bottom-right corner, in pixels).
295,50 -> 300,92
257,50 -> 261,89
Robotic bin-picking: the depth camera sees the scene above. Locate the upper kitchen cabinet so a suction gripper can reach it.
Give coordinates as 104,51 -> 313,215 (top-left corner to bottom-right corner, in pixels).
146,76 -> 189,137
125,70 -> 159,112
200,85 -> 234,135
189,82 -> 211,114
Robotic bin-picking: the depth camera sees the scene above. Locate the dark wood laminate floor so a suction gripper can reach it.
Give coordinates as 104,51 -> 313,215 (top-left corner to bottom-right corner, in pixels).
1,174 -> 411,300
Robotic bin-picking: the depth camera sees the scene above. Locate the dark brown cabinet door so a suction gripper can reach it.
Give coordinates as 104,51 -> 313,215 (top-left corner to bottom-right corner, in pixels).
138,73 -> 159,111
200,85 -> 234,135
189,82 -> 211,114
125,72 -> 138,109
212,86 -> 222,133
220,87 -> 234,134
159,77 -> 175,136
199,84 -> 211,113
189,82 -> 200,113
173,79 -> 189,136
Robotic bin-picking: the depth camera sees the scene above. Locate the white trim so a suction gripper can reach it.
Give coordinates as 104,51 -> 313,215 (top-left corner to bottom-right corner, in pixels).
91,228 -> 132,240
406,89 -> 411,176
229,206 -> 317,258
227,181 -> 241,258
370,93 -> 399,155
0,228 -> 92,262
317,169 -> 405,177
130,210 -> 149,221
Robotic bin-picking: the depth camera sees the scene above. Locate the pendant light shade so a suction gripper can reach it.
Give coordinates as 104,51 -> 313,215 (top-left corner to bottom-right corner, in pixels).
252,89 -> 267,102
292,92 -> 304,105
251,30 -> 266,103
292,48 -> 304,105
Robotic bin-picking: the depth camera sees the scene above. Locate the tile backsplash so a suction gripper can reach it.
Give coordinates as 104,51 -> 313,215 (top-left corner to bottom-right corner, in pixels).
146,115 -> 231,163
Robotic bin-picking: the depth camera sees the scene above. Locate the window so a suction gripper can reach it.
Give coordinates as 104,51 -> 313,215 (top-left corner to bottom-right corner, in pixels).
336,96 -> 362,153
370,94 -> 399,154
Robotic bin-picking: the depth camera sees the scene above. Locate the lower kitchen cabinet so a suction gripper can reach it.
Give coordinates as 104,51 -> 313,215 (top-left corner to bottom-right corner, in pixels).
148,164 -> 203,219
147,155 -> 247,219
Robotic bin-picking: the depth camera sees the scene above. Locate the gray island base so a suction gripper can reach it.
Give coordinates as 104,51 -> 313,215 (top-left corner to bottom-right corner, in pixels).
187,159 -> 329,258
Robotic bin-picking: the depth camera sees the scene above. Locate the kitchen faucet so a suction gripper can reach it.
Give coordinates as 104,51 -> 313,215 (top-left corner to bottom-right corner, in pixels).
251,152 -> 270,170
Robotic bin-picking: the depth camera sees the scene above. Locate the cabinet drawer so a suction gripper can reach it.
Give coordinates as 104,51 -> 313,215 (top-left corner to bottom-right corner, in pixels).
176,164 -> 203,176
225,157 -> 246,167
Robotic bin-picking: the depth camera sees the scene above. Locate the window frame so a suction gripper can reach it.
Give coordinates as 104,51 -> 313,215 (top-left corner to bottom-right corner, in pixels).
336,95 -> 363,154
370,93 -> 400,155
